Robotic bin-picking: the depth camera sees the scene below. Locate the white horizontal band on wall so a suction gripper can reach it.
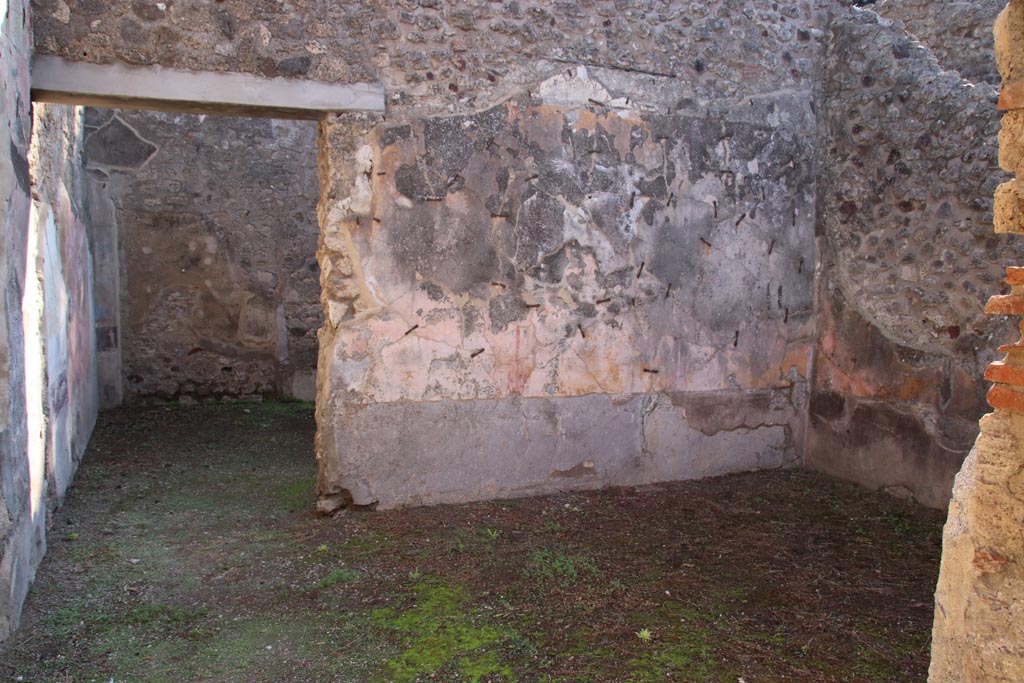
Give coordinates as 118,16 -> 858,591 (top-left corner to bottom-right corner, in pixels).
30,56 -> 386,119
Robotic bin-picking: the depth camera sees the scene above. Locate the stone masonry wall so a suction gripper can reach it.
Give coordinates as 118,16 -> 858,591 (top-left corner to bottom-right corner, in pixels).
0,1 -> 97,640
33,1 -> 828,116
873,0 -> 1005,86
83,110 -> 321,403
808,4 -> 1017,508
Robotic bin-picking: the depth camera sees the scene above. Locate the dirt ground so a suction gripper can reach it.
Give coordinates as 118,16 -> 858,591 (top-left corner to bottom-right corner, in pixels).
1,401 -> 945,682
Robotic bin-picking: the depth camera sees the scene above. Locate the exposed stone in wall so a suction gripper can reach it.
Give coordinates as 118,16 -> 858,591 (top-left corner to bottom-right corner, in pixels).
930,3 -> 1024,678
33,0 -> 828,115
85,110 -> 321,402
316,61 -> 820,510
808,5 -> 1017,508
874,0 -> 1005,86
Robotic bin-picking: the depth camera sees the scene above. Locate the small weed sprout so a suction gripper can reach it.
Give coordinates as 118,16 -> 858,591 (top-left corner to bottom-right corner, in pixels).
483,528 -> 501,540
408,569 -> 422,581
541,519 -> 562,534
316,544 -> 329,553
636,628 -> 653,643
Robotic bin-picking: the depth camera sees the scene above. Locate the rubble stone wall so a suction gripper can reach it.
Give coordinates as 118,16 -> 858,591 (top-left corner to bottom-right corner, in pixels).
808,4 -> 1015,508
874,0 -> 1005,86
84,110 -> 321,403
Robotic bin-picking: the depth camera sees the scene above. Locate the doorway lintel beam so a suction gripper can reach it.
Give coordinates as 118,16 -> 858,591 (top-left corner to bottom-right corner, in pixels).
31,56 -> 386,119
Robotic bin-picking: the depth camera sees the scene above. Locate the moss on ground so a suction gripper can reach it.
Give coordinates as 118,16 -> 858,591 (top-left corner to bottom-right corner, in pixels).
371,577 -> 518,682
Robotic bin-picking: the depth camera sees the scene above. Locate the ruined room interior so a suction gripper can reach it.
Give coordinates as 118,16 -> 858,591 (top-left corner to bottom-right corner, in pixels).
1,0 -> 1023,681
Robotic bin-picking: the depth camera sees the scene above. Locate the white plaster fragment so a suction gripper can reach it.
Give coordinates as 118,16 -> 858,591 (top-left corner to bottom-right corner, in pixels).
214,43 -> 237,58
538,66 -> 612,108
348,144 -> 375,216
52,0 -> 70,24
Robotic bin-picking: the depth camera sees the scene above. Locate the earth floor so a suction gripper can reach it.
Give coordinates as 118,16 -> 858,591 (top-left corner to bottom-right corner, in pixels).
1,401 -> 945,682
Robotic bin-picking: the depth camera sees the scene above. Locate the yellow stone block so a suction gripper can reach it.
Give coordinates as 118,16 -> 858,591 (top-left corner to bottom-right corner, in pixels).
995,180 -> 1024,234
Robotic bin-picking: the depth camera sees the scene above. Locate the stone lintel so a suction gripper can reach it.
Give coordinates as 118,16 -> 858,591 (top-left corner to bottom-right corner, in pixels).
30,56 -> 386,120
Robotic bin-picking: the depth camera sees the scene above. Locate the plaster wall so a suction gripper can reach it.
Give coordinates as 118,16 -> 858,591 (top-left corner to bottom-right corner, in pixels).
0,0 -> 97,640
310,0 -> 830,510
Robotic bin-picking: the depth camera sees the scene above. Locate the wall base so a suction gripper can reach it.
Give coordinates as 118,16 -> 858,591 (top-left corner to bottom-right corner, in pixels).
317,390 -> 799,511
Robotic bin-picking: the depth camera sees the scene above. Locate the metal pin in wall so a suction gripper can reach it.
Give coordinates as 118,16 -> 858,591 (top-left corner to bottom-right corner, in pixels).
798,257 -> 804,274
596,297 -> 611,305
713,200 -> 718,218
665,283 -> 672,299
735,213 -> 746,227
524,303 -> 541,309
784,307 -> 789,323
700,237 -> 712,253
643,368 -> 659,374
733,330 -> 739,348
629,191 -> 636,209
490,282 -> 507,289
667,192 -> 675,205
578,325 -> 586,339
377,171 -> 387,176
636,261 -> 645,279
403,324 -> 419,337
470,348 -> 485,358
768,239 -> 775,255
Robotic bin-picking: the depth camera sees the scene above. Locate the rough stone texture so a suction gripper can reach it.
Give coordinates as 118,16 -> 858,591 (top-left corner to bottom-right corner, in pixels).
0,0 -> 97,641
929,3 -> 1024,680
930,412 -> 1024,681
874,0 -> 1005,86
808,5 -> 1018,508
315,60 -> 819,510
33,0 -> 829,115
85,110 -> 321,402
